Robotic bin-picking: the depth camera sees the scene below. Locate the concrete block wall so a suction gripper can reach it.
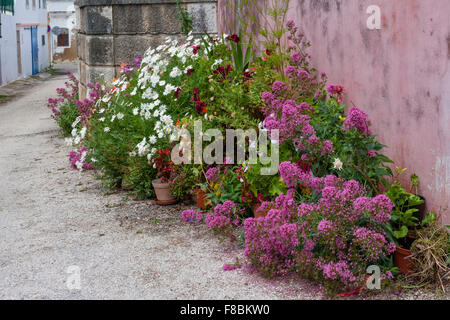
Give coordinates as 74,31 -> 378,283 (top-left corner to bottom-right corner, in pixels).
75,0 -> 218,98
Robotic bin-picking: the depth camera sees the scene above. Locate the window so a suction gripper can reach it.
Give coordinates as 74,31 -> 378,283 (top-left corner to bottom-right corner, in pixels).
32,0 -> 36,10
0,0 -> 15,14
26,0 -> 30,9
43,0 -> 46,9
42,34 -> 45,46
57,33 -> 69,47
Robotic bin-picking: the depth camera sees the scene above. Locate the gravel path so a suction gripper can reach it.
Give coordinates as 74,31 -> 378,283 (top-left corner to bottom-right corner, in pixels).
0,67 -> 447,300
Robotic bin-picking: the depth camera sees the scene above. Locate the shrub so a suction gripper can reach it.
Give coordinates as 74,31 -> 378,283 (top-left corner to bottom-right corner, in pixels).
47,71 -> 79,137
243,161 -> 397,294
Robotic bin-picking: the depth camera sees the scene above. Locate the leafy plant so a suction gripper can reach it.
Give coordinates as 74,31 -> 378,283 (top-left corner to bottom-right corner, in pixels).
169,164 -> 200,199
176,0 -> 193,34
55,102 -> 79,137
227,32 -> 254,74
410,173 -> 420,194
385,182 -> 424,243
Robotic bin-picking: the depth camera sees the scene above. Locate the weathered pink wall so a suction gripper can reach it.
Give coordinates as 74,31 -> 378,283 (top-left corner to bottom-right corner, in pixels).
218,0 -> 450,223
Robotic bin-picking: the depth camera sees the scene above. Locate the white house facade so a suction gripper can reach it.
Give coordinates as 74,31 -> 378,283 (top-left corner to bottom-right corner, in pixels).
47,0 -> 76,62
0,0 -> 50,86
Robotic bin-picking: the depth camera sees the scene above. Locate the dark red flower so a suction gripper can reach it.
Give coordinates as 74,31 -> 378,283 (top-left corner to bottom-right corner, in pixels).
191,45 -> 201,55
228,34 -> 240,43
213,65 -> 233,80
186,68 -> 194,76
192,88 -> 200,95
174,87 -> 181,98
242,71 -> 252,80
296,160 -> 312,172
195,101 -> 207,114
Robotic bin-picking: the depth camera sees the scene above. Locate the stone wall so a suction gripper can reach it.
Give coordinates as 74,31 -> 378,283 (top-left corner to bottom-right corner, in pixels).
75,0 -> 217,98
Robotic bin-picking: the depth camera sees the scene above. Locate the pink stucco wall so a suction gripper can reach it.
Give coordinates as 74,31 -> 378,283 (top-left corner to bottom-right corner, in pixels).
218,0 -> 450,223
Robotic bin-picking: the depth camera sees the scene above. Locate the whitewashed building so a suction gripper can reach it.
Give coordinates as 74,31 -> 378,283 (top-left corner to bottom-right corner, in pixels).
47,0 -> 76,62
0,0 -> 50,86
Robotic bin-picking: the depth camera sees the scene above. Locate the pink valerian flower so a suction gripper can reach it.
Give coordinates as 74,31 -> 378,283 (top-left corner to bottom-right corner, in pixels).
343,106 -> 371,135
321,140 -> 334,155
205,167 -> 219,182
75,98 -> 95,123
69,147 -> 93,171
261,75 -> 331,165
321,261 -> 359,289
353,227 -> 392,261
367,150 -> 376,158
134,56 -> 143,68
202,201 -> 243,240
47,70 -> 79,118
244,163 -> 395,291
317,219 -> 335,235
181,209 -> 204,225
223,264 -> 240,271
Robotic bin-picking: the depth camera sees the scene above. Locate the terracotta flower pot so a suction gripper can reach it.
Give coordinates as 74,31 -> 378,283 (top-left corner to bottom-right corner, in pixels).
394,246 -> 413,275
195,189 -> 207,210
152,179 -> 178,205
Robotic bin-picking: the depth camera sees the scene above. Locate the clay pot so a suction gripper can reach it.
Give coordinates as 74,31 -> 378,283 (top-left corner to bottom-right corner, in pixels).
394,246 -> 413,275
152,179 -> 178,205
195,189 -> 207,210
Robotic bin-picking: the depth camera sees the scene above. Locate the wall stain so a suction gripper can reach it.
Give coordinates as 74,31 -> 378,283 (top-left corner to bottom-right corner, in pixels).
447,34 -> 450,59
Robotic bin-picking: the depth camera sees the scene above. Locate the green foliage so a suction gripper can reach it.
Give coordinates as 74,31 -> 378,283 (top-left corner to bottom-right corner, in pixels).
55,101 -> 79,137
311,97 -> 393,194
205,165 -> 242,206
170,164 -> 201,199
229,32 -> 254,73
385,181 -> 424,240
125,156 -> 157,199
176,0 -> 193,34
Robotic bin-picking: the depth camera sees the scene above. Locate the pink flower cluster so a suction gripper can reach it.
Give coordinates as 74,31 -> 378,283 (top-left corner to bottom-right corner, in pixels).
261,87 -> 333,161
244,162 -> 396,292
342,106 -> 371,135
181,201 -> 243,241
244,190 -> 302,276
181,209 -> 204,225
47,71 -> 79,118
205,201 -> 241,237
69,147 -> 93,171
205,167 -> 219,182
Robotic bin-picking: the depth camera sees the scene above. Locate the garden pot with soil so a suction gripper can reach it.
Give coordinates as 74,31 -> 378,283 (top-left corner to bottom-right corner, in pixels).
152,179 -> 178,205
394,246 -> 413,275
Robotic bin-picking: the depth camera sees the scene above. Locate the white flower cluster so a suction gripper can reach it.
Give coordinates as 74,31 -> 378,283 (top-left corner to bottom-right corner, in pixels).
75,149 -> 88,171
65,118 -> 87,146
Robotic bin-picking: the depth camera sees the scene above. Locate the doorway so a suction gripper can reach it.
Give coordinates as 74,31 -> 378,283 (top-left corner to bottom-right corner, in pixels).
31,26 -> 38,75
